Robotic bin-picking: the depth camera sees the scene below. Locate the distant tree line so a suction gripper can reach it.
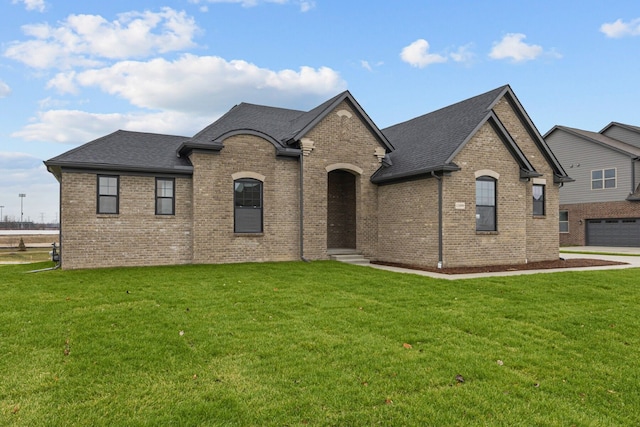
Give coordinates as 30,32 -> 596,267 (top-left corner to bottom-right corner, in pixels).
0,220 -> 59,230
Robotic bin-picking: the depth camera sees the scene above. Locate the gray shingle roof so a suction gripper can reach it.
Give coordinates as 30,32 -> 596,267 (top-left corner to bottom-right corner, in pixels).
45,130 -> 192,177
45,85 -> 571,185
372,86 -> 508,182
189,103 -> 307,146
182,90 -> 392,152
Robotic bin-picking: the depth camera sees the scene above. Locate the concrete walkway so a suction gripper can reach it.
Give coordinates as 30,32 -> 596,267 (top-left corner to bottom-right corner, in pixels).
367,247 -> 640,281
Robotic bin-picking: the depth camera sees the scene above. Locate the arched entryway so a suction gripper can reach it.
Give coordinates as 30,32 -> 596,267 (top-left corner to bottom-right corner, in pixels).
327,169 -> 357,250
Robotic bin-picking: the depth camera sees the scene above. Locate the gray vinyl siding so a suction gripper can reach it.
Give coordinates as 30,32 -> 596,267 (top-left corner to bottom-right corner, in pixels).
602,125 -> 640,149
546,130 -> 633,204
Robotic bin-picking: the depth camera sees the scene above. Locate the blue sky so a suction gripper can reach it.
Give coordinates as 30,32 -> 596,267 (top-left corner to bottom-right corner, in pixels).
1,0 -> 639,223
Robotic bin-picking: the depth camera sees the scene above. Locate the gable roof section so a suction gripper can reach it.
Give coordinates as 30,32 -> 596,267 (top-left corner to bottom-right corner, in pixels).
372,85 -> 569,184
45,130 -> 192,180
178,91 -> 393,158
545,126 -> 640,158
600,121 -> 640,135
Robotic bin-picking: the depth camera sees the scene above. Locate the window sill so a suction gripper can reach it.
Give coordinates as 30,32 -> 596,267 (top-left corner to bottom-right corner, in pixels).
96,214 -> 119,218
533,215 -> 546,219
234,233 -> 264,237
476,231 -> 499,235
155,214 -> 175,218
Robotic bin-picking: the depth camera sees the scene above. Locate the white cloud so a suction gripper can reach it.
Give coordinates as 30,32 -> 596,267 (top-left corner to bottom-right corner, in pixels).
4,8 -> 199,69
449,44 -> 475,64
11,110 -> 210,144
12,0 -> 46,12
600,18 -> 640,38
489,33 -> 543,62
48,54 -> 346,114
188,0 -> 315,12
400,39 -> 448,68
0,157 -> 59,222
360,60 -> 384,72
0,80 -> 11,98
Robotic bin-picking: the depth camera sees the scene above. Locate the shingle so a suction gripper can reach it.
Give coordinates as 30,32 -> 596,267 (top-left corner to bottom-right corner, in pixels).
188,103 -> 307,146
46,130 -> 192,172
375,86 -> 508,181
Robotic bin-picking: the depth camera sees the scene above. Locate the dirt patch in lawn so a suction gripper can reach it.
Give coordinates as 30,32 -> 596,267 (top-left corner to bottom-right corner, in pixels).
371,258 -> 628,275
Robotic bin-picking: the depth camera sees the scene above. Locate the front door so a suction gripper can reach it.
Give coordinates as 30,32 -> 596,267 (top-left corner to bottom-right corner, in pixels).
327,170 -> 356,249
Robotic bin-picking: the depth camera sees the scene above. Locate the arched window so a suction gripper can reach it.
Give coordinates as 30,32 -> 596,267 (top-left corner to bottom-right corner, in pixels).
476,176 -> 496,231
234,178 -> 263,233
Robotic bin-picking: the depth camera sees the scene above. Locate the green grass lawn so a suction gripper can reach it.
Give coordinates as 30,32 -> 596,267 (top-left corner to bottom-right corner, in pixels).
1,261 -> 639,426
0,248 -> 52,263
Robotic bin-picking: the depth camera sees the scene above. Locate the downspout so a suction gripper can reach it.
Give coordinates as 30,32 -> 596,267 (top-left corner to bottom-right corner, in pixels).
58,173 -> 62,269
431,171 -> 443,269
632,158 -> 637,194
299,151 -> 309,262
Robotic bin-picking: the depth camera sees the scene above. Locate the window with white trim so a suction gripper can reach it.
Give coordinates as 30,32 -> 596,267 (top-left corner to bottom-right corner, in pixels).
591,168 -> 616,190
559,210 -> 569,233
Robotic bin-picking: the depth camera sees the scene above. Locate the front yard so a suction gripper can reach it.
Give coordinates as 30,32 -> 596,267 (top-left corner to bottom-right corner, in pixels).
1,261 -> 639,426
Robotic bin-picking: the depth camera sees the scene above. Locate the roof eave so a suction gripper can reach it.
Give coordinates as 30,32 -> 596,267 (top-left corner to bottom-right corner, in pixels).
177,141 -> 224,158
371,164 -> 461,185
44,161 -> 194,176
554,174 -> 575,184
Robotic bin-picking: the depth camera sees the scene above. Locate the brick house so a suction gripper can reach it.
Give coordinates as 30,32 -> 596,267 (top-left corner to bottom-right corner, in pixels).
545,123 -> 640,246
45,85 -> 571,269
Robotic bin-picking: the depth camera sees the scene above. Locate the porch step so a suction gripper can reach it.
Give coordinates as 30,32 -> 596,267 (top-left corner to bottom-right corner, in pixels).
328,250 -> 370,266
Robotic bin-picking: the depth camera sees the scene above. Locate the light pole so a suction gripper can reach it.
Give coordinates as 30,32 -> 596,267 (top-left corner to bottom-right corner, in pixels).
19,194 -> 26,229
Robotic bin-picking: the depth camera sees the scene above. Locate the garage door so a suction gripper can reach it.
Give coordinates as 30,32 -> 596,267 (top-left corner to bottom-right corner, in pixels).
586,218 -> 640,247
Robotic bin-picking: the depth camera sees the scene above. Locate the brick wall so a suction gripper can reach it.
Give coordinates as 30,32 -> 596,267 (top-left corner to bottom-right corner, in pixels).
60,173 -> 193,269
375,96 -> 561,269
301,101 -> 383,260
190,136 -> 300,264
443,122 -> 529,267
493,97 -> 560,262
377,179 -> 440,267
559,201 -> 640,245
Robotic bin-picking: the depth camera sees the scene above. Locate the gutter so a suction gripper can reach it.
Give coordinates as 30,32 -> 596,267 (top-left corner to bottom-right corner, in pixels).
431,171 -> 443,269
371,163 -> 460,185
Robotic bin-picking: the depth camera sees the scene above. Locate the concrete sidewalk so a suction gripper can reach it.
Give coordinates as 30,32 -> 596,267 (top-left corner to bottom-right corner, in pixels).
368,247 -> 640,280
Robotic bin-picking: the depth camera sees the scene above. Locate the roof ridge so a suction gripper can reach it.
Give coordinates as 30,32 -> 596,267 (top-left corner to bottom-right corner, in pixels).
383,85 -> 508,131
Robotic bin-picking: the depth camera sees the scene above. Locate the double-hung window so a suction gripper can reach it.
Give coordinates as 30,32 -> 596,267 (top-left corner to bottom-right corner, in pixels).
234,178 -> 263,233
533,184 -> 545,216
476,176 -> 497,231
97,175 -> 119,214
591,168 -> 616,190
156,178 -> 175,215
559,210 -> 569,233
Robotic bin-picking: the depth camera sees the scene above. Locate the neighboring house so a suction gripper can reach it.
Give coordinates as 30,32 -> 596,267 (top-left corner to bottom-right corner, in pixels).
45,85 -> 571,270
545,123 -> 640,246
